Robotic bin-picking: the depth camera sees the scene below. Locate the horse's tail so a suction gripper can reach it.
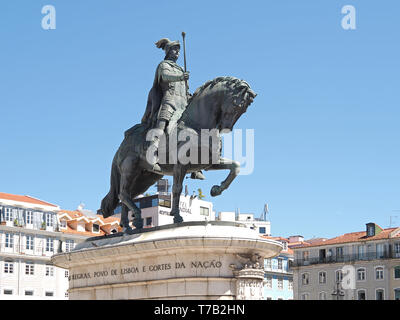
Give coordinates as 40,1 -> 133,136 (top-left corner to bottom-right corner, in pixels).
98,159 -> 120,219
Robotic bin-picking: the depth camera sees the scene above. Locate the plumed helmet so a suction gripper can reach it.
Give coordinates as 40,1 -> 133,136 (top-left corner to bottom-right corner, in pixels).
155,38 -> 180,56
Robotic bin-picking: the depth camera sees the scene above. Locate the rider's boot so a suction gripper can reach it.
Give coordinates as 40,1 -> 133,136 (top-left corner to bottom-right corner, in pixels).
190,171 -> 205,180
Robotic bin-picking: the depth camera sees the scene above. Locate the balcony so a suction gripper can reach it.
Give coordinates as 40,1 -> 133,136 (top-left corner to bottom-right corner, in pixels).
0,242 -> 56,257
293,251 -> 398,267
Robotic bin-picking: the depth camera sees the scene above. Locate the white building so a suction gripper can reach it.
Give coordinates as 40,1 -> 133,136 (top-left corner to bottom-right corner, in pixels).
0,192 -> 120,300
114,193 -> 215,228
217,211 -> 271,236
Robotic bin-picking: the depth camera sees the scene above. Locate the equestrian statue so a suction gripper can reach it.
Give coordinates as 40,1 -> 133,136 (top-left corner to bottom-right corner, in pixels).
98,35 -> 257,233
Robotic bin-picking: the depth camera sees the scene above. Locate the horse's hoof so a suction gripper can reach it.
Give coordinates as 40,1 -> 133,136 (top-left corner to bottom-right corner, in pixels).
210,185 -> 222,197
132,218 -> 143,230
123,226 -> 134,235
173,215 -> 183,224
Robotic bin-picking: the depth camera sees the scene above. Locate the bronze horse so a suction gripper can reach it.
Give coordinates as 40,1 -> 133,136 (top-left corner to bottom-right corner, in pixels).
98,76 -> 256,233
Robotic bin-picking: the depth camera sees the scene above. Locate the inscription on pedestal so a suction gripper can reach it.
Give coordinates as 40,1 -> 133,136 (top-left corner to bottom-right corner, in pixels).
69,259 -> 222,282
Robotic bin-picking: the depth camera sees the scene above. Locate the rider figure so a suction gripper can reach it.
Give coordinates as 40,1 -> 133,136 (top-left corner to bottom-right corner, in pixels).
143,38 -> 204,180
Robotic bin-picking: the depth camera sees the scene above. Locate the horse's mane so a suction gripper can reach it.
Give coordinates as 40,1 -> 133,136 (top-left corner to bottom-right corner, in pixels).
187,76 -> 248,105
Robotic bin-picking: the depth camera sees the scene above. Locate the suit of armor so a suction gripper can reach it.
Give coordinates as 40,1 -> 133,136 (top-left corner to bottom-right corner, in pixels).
157,60 -> 188,122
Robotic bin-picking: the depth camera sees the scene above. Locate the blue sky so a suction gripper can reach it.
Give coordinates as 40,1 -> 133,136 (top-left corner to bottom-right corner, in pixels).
0,1 -> 399,239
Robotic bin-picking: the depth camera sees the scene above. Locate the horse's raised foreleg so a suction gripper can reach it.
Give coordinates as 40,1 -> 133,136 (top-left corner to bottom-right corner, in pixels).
207,157 -> 241,197
171,164 -> 186,223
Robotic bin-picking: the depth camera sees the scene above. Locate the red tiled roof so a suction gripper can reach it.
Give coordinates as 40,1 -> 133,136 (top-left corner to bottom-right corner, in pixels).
261,235 -> 294,255
0,192 -> 58,208
58,210 -> 121,236
295,226 -> 400,249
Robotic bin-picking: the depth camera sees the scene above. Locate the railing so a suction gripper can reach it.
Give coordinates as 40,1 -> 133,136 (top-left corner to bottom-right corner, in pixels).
0,242 -> 57,257
293,251 -> 400,267
0,221 -> 60,232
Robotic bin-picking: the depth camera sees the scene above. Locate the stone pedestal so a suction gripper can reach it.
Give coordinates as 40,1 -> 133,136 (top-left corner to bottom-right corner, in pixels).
51,221 -> 282,300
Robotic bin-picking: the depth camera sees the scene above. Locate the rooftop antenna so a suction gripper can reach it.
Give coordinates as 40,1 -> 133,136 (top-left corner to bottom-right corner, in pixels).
259,203 -> 269,221
390,211 -> 400,227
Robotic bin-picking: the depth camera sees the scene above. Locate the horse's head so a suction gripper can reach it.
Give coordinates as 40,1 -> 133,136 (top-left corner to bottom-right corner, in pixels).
218,77 -> 257,131
182,77 -> 257,132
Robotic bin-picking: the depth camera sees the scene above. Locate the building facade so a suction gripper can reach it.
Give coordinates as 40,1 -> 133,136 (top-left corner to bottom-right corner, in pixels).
217,211 -> 271,236
263,237 -> 294,300
114,193 -> 216,228
292,223 -> 400,300
0,192 -> 120,299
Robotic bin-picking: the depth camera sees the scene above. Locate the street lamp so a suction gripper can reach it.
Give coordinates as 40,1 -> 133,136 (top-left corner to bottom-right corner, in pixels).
331,281 -> 345,300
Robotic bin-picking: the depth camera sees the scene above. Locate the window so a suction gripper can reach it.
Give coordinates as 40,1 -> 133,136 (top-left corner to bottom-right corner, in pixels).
394,266 -> 400,279
25,211 -> 33,224
319,249 -> 326,262
45,291 -> 54,297
60,220 -> 67,229
5,208 -> 13,221
65,270 -> 69,278
25,290 -> 34,296
3,289 -> 13,295
26,235 -> 34,250
65,292 -> 69,298
302,251 -> 309,261
319,292 -> 327,300
46,238 -> 54,252
358,245 -> 366,260
5,233 -> 14,248
259,227 -> 266,234
93,224 -> 100,232
200,207 -> 209,216
301,293 -> 309,300
4,261 -> 14,274
319,271 -> 326,284
146,217 -> 153,226
45,213 -> 53,227
301,273 -> 310,285
376,243 -> 388,259
265,259 -> 271,269
336,247 -> 344,259
367,225 -> 375,237
45,265 -> 54,277
395,243 -> 400,255
25,262 -> 34,275
265,276 -> 272,289
375,289 -> 384,300
395,289 -> 400,300
357,268 -> 366,281
277,277 -> 283,290
357,290 -> 366,300
277,258 -> 283,270
151,198 -> 158,207
65,240 -> 74,252
288,279 -> 293,290
159,198 -> 171,208
336,270 -> 343,282
376,267 -> 384,280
